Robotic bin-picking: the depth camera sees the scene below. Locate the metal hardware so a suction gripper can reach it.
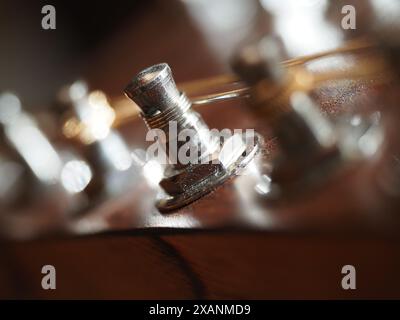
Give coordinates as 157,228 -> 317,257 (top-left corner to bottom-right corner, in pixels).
125,63 -> 261,212
0,92 -> 91,239
59,81 -> 141,198
231,36 -> 384,202
61,39 -> 381,140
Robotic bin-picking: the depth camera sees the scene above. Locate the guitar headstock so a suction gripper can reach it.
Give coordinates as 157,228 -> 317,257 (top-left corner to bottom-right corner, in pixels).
1,0 -> 400,300
0,0 -> 400,239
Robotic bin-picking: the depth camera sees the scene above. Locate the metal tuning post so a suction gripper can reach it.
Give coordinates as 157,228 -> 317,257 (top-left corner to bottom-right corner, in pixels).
58,80 -> 141,199
0,92 -> 92,239
231,36 -> 384,202
125,63 -> 261,212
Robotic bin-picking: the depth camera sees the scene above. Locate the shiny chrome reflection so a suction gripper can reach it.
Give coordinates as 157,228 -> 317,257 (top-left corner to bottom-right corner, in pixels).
0,92 -> 94,239
61,160 -> 93,194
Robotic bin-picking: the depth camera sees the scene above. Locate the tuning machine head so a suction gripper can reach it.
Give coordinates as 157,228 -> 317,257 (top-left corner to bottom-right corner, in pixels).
0,92 -> 94,239
125,63 -> 261,212
231,35 -> 384,202
57,80 -> 144,199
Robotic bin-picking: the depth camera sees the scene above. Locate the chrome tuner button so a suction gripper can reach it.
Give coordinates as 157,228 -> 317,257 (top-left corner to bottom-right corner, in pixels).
125,63 -> 261,212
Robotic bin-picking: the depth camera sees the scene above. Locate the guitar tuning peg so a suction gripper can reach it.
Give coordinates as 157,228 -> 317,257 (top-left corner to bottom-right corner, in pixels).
231,35 -> 383,202
0,92 -> 92,239
56,81 -> 142,198
231,35 -> 311,123
125,63 -> 262,212
231,35 -> 288,87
